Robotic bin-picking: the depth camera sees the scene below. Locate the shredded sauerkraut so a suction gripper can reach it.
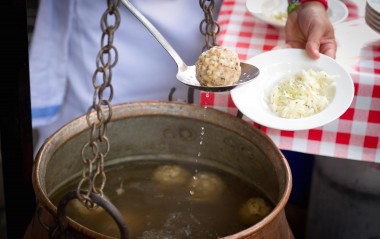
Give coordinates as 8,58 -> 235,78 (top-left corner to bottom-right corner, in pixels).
269,69 -> 336,119
272,11 -> 287,23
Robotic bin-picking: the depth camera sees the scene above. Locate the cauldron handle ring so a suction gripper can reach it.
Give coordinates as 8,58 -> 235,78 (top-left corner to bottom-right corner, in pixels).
56,190 -> 129,239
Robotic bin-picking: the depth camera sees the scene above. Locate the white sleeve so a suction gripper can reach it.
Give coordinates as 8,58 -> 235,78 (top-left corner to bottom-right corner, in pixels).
29,0 -> 74,128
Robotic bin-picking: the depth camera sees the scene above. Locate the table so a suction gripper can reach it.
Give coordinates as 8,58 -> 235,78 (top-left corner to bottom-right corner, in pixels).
201,0 -> 380,162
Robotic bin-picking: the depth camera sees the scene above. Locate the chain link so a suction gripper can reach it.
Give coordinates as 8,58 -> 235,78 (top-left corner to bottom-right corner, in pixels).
199,0 -> 220,51
77,0 -> 121,208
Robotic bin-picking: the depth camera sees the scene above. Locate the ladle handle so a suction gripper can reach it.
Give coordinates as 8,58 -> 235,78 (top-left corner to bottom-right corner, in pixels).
120,0 -> 188,71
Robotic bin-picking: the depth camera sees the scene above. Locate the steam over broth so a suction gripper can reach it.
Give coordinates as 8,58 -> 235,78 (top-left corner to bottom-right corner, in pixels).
50,160 -> 273,238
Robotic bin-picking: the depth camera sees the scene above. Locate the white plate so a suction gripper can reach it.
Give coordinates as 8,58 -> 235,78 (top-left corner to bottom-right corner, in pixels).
367,0 -> 380,13
246,0 -> 349,28
231,49 -> 354,131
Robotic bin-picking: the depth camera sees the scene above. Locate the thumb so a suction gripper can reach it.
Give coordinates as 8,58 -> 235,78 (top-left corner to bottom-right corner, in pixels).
305,27 -> 336,59
304,23 -> 326,59
305,40 -> 320,59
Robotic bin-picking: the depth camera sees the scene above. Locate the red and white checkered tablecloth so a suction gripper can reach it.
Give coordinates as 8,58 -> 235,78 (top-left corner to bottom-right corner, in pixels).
200,0 -> 380,162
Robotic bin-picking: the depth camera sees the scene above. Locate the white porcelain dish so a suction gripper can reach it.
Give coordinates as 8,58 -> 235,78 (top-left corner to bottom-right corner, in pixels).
366,0 -> 380,33
367,0 -> 380,13
231,49 -> 354,131
246,0 -> 349,28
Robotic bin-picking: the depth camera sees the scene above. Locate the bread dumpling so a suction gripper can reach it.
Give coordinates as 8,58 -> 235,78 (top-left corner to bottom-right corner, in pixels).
152,165 -> 191,187
195,46 -> 241,86
187,171 -> 225,202
239,197 -> 272,225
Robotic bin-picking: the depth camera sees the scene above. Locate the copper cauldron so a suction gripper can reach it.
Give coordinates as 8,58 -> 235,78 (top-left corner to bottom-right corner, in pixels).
26,101 -> 293,239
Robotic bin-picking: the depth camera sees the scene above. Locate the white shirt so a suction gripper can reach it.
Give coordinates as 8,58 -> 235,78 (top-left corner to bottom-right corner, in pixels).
29,0 -> 221,152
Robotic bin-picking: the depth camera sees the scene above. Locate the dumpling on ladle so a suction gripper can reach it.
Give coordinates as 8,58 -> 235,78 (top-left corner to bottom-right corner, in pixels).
195,46 -> 241,86
187,171 -> 225,202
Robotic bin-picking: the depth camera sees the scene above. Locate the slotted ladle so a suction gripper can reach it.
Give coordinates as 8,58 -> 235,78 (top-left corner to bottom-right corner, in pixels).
121,0 -> 260,92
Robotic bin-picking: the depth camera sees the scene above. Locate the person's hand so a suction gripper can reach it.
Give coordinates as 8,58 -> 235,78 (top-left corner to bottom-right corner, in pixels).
282,1 -> 337,59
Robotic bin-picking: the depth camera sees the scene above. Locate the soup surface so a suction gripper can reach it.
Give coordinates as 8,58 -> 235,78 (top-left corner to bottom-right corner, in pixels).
51,160 -> 273,238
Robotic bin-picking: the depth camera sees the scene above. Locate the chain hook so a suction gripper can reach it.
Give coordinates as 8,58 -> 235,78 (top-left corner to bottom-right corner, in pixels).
199,0 -> 220,51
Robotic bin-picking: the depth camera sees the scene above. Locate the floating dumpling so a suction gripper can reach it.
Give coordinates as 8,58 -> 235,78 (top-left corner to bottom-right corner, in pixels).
152,165 -> 191,187
187,171 -> 225,202
239,197 -> 273,225
195,46 -> 241,86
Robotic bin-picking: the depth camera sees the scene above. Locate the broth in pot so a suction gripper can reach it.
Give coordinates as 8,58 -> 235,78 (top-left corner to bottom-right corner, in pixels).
51,161 -> 274,238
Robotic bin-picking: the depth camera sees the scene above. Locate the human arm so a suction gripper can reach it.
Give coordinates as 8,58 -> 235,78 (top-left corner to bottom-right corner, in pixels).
284,0 -> 337,59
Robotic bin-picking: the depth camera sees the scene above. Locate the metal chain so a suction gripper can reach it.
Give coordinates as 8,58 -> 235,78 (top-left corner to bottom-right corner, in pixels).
199,0 -> 220,51
77,0 -> 121,208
